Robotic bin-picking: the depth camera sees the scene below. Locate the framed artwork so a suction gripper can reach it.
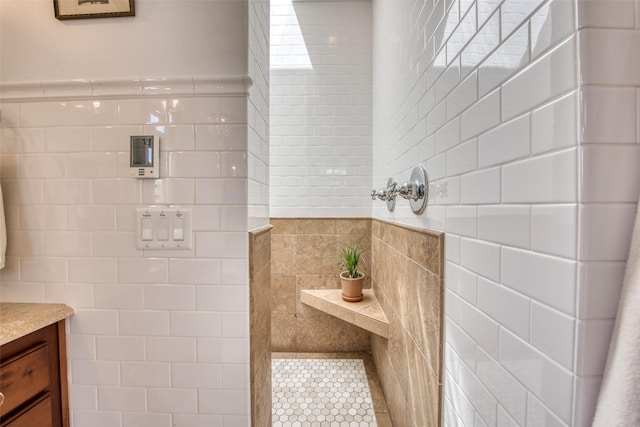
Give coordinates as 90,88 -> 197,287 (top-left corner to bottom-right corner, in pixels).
54,0 -> 135,20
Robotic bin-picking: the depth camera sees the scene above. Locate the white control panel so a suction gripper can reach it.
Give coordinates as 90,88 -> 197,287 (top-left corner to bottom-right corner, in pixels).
136,207 -> 192,250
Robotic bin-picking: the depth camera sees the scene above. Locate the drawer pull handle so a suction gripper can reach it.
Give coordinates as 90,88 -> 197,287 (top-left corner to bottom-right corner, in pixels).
0,392 -> 4,406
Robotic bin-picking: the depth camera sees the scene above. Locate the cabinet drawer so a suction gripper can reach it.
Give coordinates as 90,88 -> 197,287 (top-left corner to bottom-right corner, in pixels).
0,343 -> 50,417
4,396 -> 52,427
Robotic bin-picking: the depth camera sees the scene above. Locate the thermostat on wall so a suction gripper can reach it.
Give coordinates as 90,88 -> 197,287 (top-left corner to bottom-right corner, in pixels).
130,135 -> 159,178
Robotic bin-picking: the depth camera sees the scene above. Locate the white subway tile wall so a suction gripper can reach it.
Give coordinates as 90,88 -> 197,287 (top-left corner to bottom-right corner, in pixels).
372,0 -> 640,426
269,0 -> 373,217
0,77 -> 253,426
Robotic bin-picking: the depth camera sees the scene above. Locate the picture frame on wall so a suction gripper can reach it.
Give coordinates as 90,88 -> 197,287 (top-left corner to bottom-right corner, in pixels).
54,0 -> 135,20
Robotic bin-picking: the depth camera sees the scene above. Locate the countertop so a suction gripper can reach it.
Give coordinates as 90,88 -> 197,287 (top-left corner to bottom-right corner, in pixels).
0,302 -> 74,346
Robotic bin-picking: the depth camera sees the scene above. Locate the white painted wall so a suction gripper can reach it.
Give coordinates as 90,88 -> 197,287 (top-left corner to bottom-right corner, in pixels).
0,0 -> 247,81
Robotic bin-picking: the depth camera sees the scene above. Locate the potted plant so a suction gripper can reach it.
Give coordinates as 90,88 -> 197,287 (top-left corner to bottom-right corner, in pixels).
338,236 -> 367,302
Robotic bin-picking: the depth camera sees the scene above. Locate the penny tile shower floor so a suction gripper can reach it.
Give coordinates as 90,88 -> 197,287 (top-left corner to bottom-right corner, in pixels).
272,358 -> 378,426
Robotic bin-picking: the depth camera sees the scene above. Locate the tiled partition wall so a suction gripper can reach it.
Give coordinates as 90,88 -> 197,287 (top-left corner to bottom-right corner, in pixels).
270,218 -> 371,352
371,219 -> 444,427
0,78 -> 253,426
372,0 -> 640,426
249,226 -> 272,427
270,0 -> 373,217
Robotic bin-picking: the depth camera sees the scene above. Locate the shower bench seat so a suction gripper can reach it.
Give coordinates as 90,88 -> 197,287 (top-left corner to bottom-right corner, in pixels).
300,289 -> 389,339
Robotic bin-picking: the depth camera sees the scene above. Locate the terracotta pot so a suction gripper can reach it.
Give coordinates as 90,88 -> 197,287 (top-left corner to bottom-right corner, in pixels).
340,271 -> 364,302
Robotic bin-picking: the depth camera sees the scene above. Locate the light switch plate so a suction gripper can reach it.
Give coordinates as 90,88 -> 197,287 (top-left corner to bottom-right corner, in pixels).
136,207 -> 192,250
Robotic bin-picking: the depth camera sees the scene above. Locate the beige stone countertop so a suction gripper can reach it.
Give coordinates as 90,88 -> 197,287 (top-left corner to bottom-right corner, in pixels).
0,302 -> 74,346
300,289 -> 389,339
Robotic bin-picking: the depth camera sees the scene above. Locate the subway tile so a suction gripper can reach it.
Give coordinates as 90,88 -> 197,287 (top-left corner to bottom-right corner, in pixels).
526,393 -> 567,427
197,286 -> 248,311
501,247 -> 576,315
171,414 -> 224,427
478,205 -> 530,249
74,410 -> 122,427
479,25 -> 529,97
531,302 -> 575,369
460,89 -> 501,140
140,178 -> 194,205
476,349 -> 527,425
531,205 -> 577,259
92,125 -> 142,152
146,337 -> 196,362
170,312 -> 221,337
120,310 -> 169,336
121,362 -> 171,387
578,261 -> 625,320
577,0 -> 635,29
44,231 -> 92,256
460,14 -> 500,77
72,360 -> 120,386
581,87 -> 637,144
478,114 -> 530,168
117,99 -> 167,125
144,284 -> 196,310
198,390 -> 249,415
502,149 -> 577,204
98,387 -> 146,412
196,178 -> 247,205
579,29 -> 640,86
118,258 -> 168,284
46,283 -> 94,309
21,257 -> 67,282
92,179 -> 140,205
96,336 -> 145,361
531,0 -> 575,59
502,37 -> 576,121
477,276 -> 530,340
460,167 -> 501,204
20,101 -> 67,127
45,127 -> 92,152
68,206 -> 116,231
573,377 -> 602,427
169,259 -> 220,284
68,385 -> 97,410
148,389 -> 197,413
169,151 -> 220,178
575,319 -> 615,376
67,153 -> 117,178
69,258 -> 117,283
94,284 -> 144,309
123,413 -> 172,427
2,179 -> 44,205
460,299 -> 500,359
581,145 -> 640,204
195,232 -> 248,258
457,362 -> 498,426
531,91 -> 577,155
460,237 -> 500,282
66,334 -> 96,360
499,329 -> 573,423
446,205 -> 478,238
501,0 -> 544,39
446,71 -> 478,120
20,154 -> 65,179
580,203 -> 637,261
69,310 -> 119,335
171,363 -> 222,389
45,180 -> 92,204
68,100 -> 117,126
7,230 -> 43,256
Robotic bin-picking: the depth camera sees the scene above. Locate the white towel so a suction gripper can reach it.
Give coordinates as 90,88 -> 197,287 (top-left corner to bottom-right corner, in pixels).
0,183 -> 5,270
592,200 -> 640,426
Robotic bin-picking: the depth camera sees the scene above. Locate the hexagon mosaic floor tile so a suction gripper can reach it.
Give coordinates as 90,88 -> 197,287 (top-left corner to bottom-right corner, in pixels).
272,359 -> 377,426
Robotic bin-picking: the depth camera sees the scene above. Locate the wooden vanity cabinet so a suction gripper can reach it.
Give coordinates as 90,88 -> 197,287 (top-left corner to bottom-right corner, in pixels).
0,321 -> 69,427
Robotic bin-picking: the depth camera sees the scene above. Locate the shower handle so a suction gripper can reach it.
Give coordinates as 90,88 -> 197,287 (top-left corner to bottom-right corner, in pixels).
397,180 -> 424,201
